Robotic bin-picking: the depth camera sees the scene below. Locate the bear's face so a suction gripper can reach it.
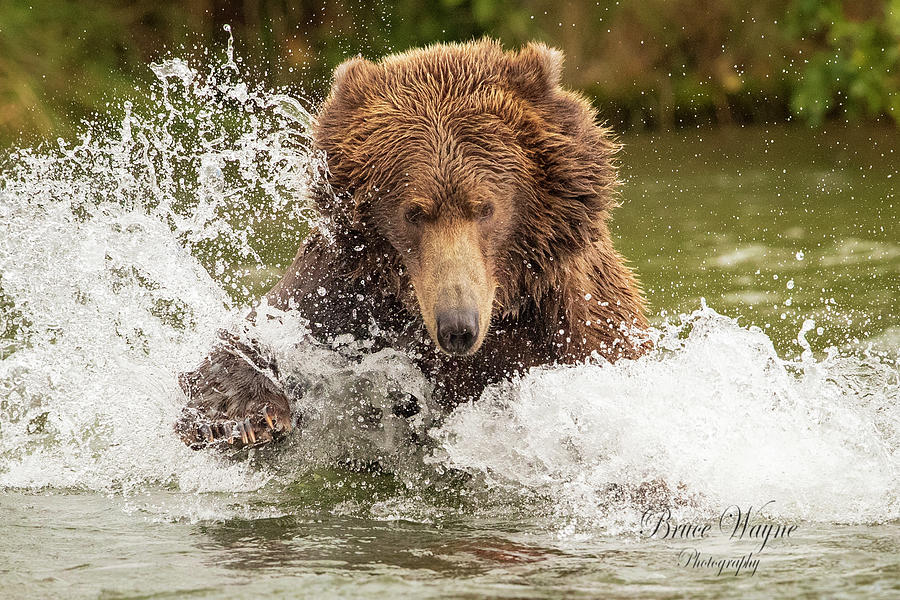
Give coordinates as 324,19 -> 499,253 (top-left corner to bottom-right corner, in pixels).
354,113 -> 524,355
379,142 -> 521,355
313,40 -> 620,356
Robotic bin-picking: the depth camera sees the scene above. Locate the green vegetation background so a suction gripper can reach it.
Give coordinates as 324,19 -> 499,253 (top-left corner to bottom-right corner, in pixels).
1,0 -> 898,145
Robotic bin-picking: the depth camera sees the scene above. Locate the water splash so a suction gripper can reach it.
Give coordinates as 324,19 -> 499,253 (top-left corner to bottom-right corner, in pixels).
0,52 -> 320,494
0,52 -> 897,532
433,305 -> 899,531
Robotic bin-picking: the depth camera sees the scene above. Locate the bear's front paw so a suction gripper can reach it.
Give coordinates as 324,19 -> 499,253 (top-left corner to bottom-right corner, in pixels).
176,335 -> 296,450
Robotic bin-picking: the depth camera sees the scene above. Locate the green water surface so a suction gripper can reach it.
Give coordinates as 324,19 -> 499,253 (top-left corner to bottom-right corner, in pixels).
616,123 -> 898,357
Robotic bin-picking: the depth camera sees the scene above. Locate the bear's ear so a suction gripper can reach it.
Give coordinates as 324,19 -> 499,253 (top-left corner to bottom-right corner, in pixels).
330,56 -> 379,105
508,42 -> 564,97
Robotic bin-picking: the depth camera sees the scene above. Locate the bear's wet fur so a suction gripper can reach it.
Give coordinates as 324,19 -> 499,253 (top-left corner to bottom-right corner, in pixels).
178,39 -> 649,448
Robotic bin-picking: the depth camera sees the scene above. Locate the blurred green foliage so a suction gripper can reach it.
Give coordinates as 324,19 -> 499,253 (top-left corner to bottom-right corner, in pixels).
0,0 -> 898,145
787,0 -> 900,125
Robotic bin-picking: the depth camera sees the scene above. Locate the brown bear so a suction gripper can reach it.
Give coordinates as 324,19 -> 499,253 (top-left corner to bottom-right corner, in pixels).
177,39 -> 648,448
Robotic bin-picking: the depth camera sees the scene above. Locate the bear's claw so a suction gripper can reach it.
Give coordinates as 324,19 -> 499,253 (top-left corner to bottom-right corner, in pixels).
180,404 -> 293,451
263,406 -> 275,430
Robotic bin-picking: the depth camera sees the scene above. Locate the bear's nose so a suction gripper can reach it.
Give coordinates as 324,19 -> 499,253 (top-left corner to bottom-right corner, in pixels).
436,309 -> 479,355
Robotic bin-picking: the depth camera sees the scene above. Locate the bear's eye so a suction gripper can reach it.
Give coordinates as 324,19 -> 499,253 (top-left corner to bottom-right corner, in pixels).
404,206 -> 424,226
478,202 -> 495,221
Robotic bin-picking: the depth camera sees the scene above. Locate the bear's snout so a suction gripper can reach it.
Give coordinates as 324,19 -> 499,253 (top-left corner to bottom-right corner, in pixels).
435,308 -> 480,355
409,221 -> 496,357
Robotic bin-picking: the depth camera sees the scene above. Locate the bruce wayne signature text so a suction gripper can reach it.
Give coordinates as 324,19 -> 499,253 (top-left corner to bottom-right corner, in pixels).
640,501 -> 800,576
641,501 -> 798,552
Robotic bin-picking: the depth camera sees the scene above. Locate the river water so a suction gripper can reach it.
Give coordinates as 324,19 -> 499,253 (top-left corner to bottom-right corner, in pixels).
0,53 -> 897,599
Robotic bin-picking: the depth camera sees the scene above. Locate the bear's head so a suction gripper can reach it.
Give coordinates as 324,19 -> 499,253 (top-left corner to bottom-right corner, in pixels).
313,40 -> 620,356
